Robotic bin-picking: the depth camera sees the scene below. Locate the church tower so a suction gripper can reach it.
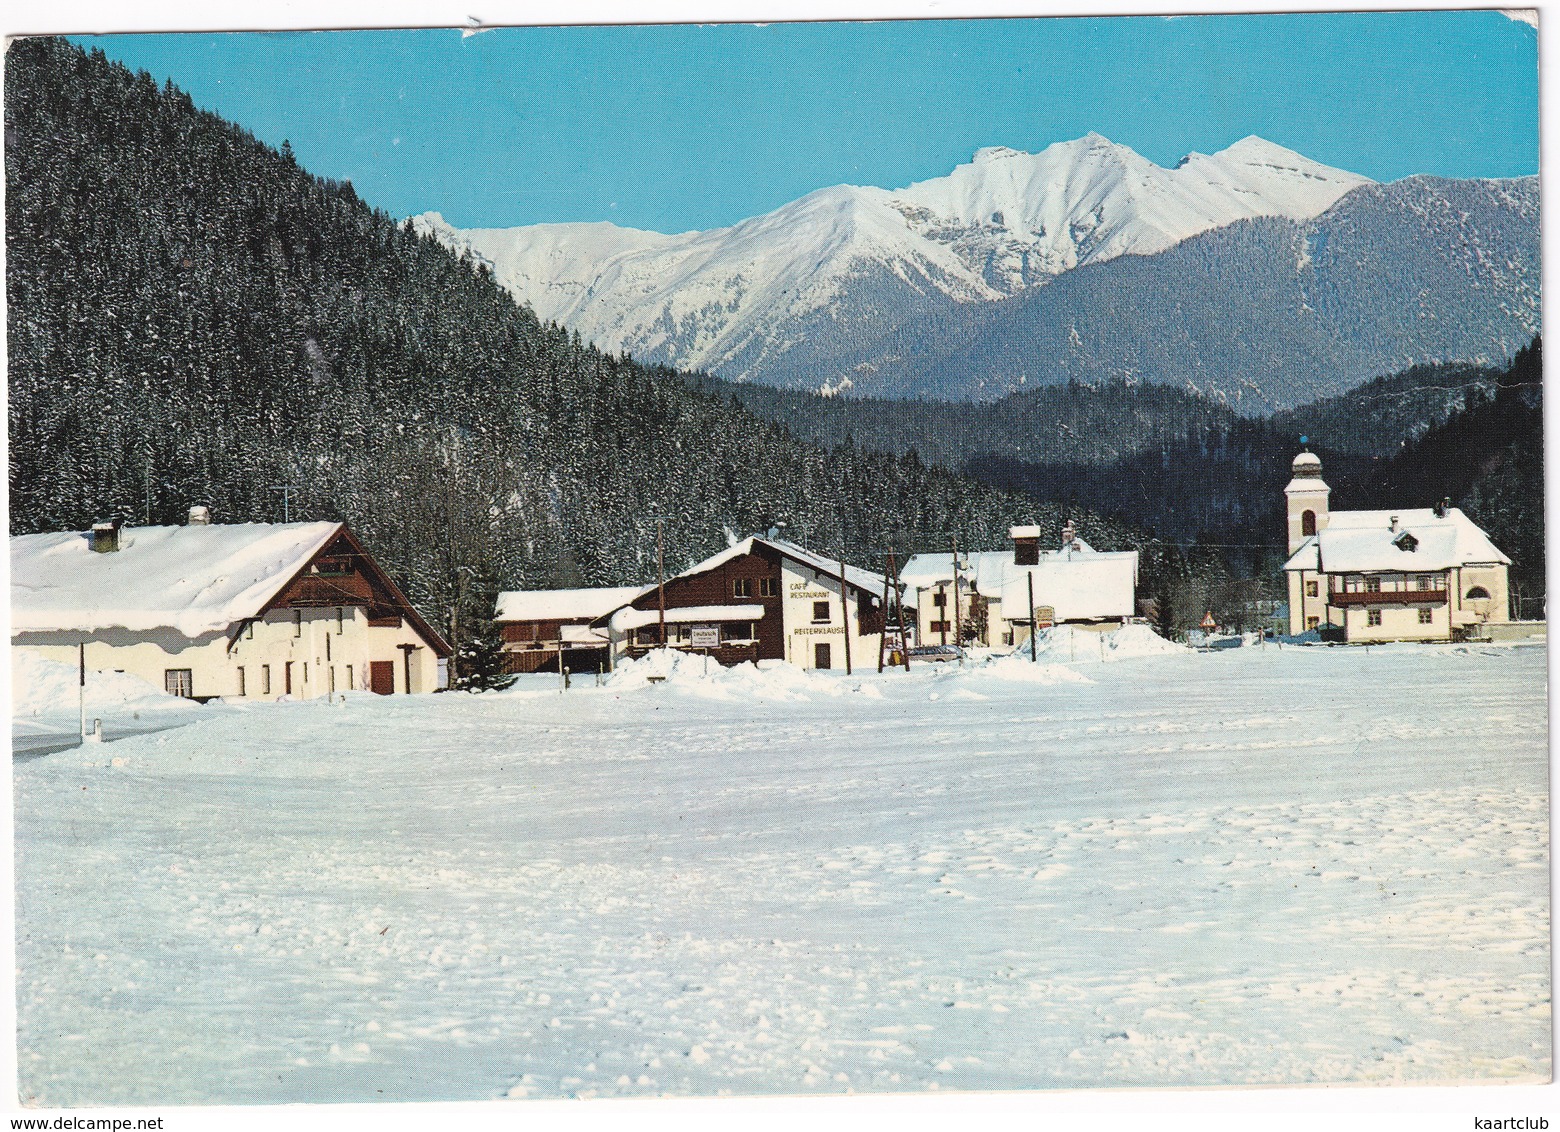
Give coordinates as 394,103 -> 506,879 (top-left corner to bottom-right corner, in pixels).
1285,444 -> 1330,554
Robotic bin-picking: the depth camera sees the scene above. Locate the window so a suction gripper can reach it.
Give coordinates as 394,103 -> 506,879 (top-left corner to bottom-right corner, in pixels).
245,621 -> 254,640
733,578 -> 752,598
293,609 -> 302,637
325,634 -> 331,662
812,600 -> 831,624
1305,581 -> 1318,598
930,620 -> 951,634
303,662 -> 309,684
236,667 -> 246,696
329,666 -> 337,693
1418,609 -> 1434,625
1365,577 -> 1381,593
164,669 -> 194,698
345,665 -> 354,691
933,591 -> 947,608
759,577 -> 778,598
261,665 -> 272,695
1306,616 -> 1320,630
337,607 -> 345,634
1301,510 -> 1317,537
720,622 -> 752,643
1466,586 -> 1491,600
1367,610 -> 1382,627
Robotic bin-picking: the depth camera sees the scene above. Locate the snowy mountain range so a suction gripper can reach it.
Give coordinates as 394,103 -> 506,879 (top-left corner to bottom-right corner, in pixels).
415,135 -> 1537,404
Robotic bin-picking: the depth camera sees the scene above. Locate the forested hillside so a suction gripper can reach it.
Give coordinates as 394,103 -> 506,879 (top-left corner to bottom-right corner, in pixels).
6,36 -> 1107,662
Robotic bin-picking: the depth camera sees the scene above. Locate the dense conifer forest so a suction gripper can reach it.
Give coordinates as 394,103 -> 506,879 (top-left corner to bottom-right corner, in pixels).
6,36 -> 1119,661
6,36 -> 1542,647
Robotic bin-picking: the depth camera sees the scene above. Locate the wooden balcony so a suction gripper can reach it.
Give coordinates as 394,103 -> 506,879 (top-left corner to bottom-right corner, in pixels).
1329,589 -> 1448,606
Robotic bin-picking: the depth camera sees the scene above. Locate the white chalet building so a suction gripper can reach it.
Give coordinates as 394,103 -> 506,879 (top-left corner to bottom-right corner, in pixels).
902,523 -> 1139,648
1282,449 -> 1512,642
11,511 -> 450,700
592,534 -> 892,671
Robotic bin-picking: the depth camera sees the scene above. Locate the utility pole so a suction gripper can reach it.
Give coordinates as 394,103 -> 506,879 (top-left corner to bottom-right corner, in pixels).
837,552 -> 853,676
78,641 -> 86,742
877,551 -> 893,673
950,534 -> 964,666
657,519 -> 667,649
1028,571 -> 1038,662
269,484 -> 298,523
894,551 -> 911,672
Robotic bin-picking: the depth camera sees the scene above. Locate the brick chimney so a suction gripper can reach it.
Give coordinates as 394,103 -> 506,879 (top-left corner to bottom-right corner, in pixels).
1009,523 -> 1040,566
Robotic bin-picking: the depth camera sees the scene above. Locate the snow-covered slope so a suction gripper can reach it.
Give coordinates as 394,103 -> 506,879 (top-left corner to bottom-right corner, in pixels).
414,135 -> 1369,382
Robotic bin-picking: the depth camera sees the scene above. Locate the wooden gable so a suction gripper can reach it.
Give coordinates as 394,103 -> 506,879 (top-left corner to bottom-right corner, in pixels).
262,527 -> 452,656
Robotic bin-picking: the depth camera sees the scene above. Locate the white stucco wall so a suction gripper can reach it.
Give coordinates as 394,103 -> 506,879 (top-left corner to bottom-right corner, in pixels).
14,605 -> 440,700
779,560 -> 881,671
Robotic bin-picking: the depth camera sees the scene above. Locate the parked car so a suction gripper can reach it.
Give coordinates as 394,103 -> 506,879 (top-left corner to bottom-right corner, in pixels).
908,644 -> 964,663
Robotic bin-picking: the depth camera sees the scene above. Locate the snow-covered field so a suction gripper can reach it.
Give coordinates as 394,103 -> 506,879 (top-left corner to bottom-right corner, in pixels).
13,638 -> 1550,1106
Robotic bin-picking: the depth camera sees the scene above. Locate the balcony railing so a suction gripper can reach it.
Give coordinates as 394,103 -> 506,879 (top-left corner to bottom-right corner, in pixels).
1329,588 -> 1448,606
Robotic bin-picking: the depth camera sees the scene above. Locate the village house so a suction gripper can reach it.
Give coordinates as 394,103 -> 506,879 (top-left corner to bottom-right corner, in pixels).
10,509 -> 450,700
901,522 -> 1139,648
1282,449 -> 1512,642
494,585 -> 648,674
593,533 -> 890,670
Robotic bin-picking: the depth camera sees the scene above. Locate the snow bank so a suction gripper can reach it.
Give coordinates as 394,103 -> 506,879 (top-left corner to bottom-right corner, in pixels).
606,649 -> 881,702
1024,623 -> 1187,664
11,649 -> 196,722
953,653 -> 1093,685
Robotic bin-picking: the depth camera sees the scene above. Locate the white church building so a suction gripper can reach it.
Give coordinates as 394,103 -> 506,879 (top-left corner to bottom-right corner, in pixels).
1282,449 -> 1512,642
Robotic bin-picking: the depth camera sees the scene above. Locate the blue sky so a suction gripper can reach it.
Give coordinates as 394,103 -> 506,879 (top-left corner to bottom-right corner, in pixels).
75,11 -> 1538,233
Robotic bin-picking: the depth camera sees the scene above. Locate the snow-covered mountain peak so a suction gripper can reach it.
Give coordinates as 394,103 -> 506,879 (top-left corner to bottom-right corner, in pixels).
419,134 -> 1373,382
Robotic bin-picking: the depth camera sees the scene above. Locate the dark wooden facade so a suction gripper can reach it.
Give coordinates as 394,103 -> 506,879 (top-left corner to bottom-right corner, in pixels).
622,546 -> 786,664
614,542 -> 886,667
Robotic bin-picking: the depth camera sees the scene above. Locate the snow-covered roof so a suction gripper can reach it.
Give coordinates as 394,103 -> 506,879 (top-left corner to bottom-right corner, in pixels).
677,536 -> 888,597
998,553 -> 1139,622
1284,508 -> 1510,574
610,604 -> 766,632
900,551 -> 1013,593
903,545 -> 1138,621
495,585 -> 650,624
11,522 -> 341,637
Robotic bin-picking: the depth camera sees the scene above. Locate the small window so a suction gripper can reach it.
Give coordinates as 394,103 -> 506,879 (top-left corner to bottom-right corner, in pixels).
337,607 -> 345,634
759,577 -> 778,598
932,591 -> 947,608
303,662 -> 309,684
1367,610 -> 1382,627
1466,586 -> 1492,600
236,667 -> 246,697
733,578 -> 753,598
812,600 -> 831,624
329,666 -> 337,693
325,634 -> 331,662
245,621 -> 254,640
1301,510 -> 1317,537
1365,577 -> 1381,593
930,620 -> 951,634
1418,609 -> 1433,625
293,609 -> 302,637
345,664 -> 354,691
1305,581 -> 1318,598
1306,616 -> 1320,630
164,669 -> 194,699
261,664 -> 272,695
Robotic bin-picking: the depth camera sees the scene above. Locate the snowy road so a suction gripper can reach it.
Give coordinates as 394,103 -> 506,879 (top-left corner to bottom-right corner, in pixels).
13,642 -> 1550,1105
